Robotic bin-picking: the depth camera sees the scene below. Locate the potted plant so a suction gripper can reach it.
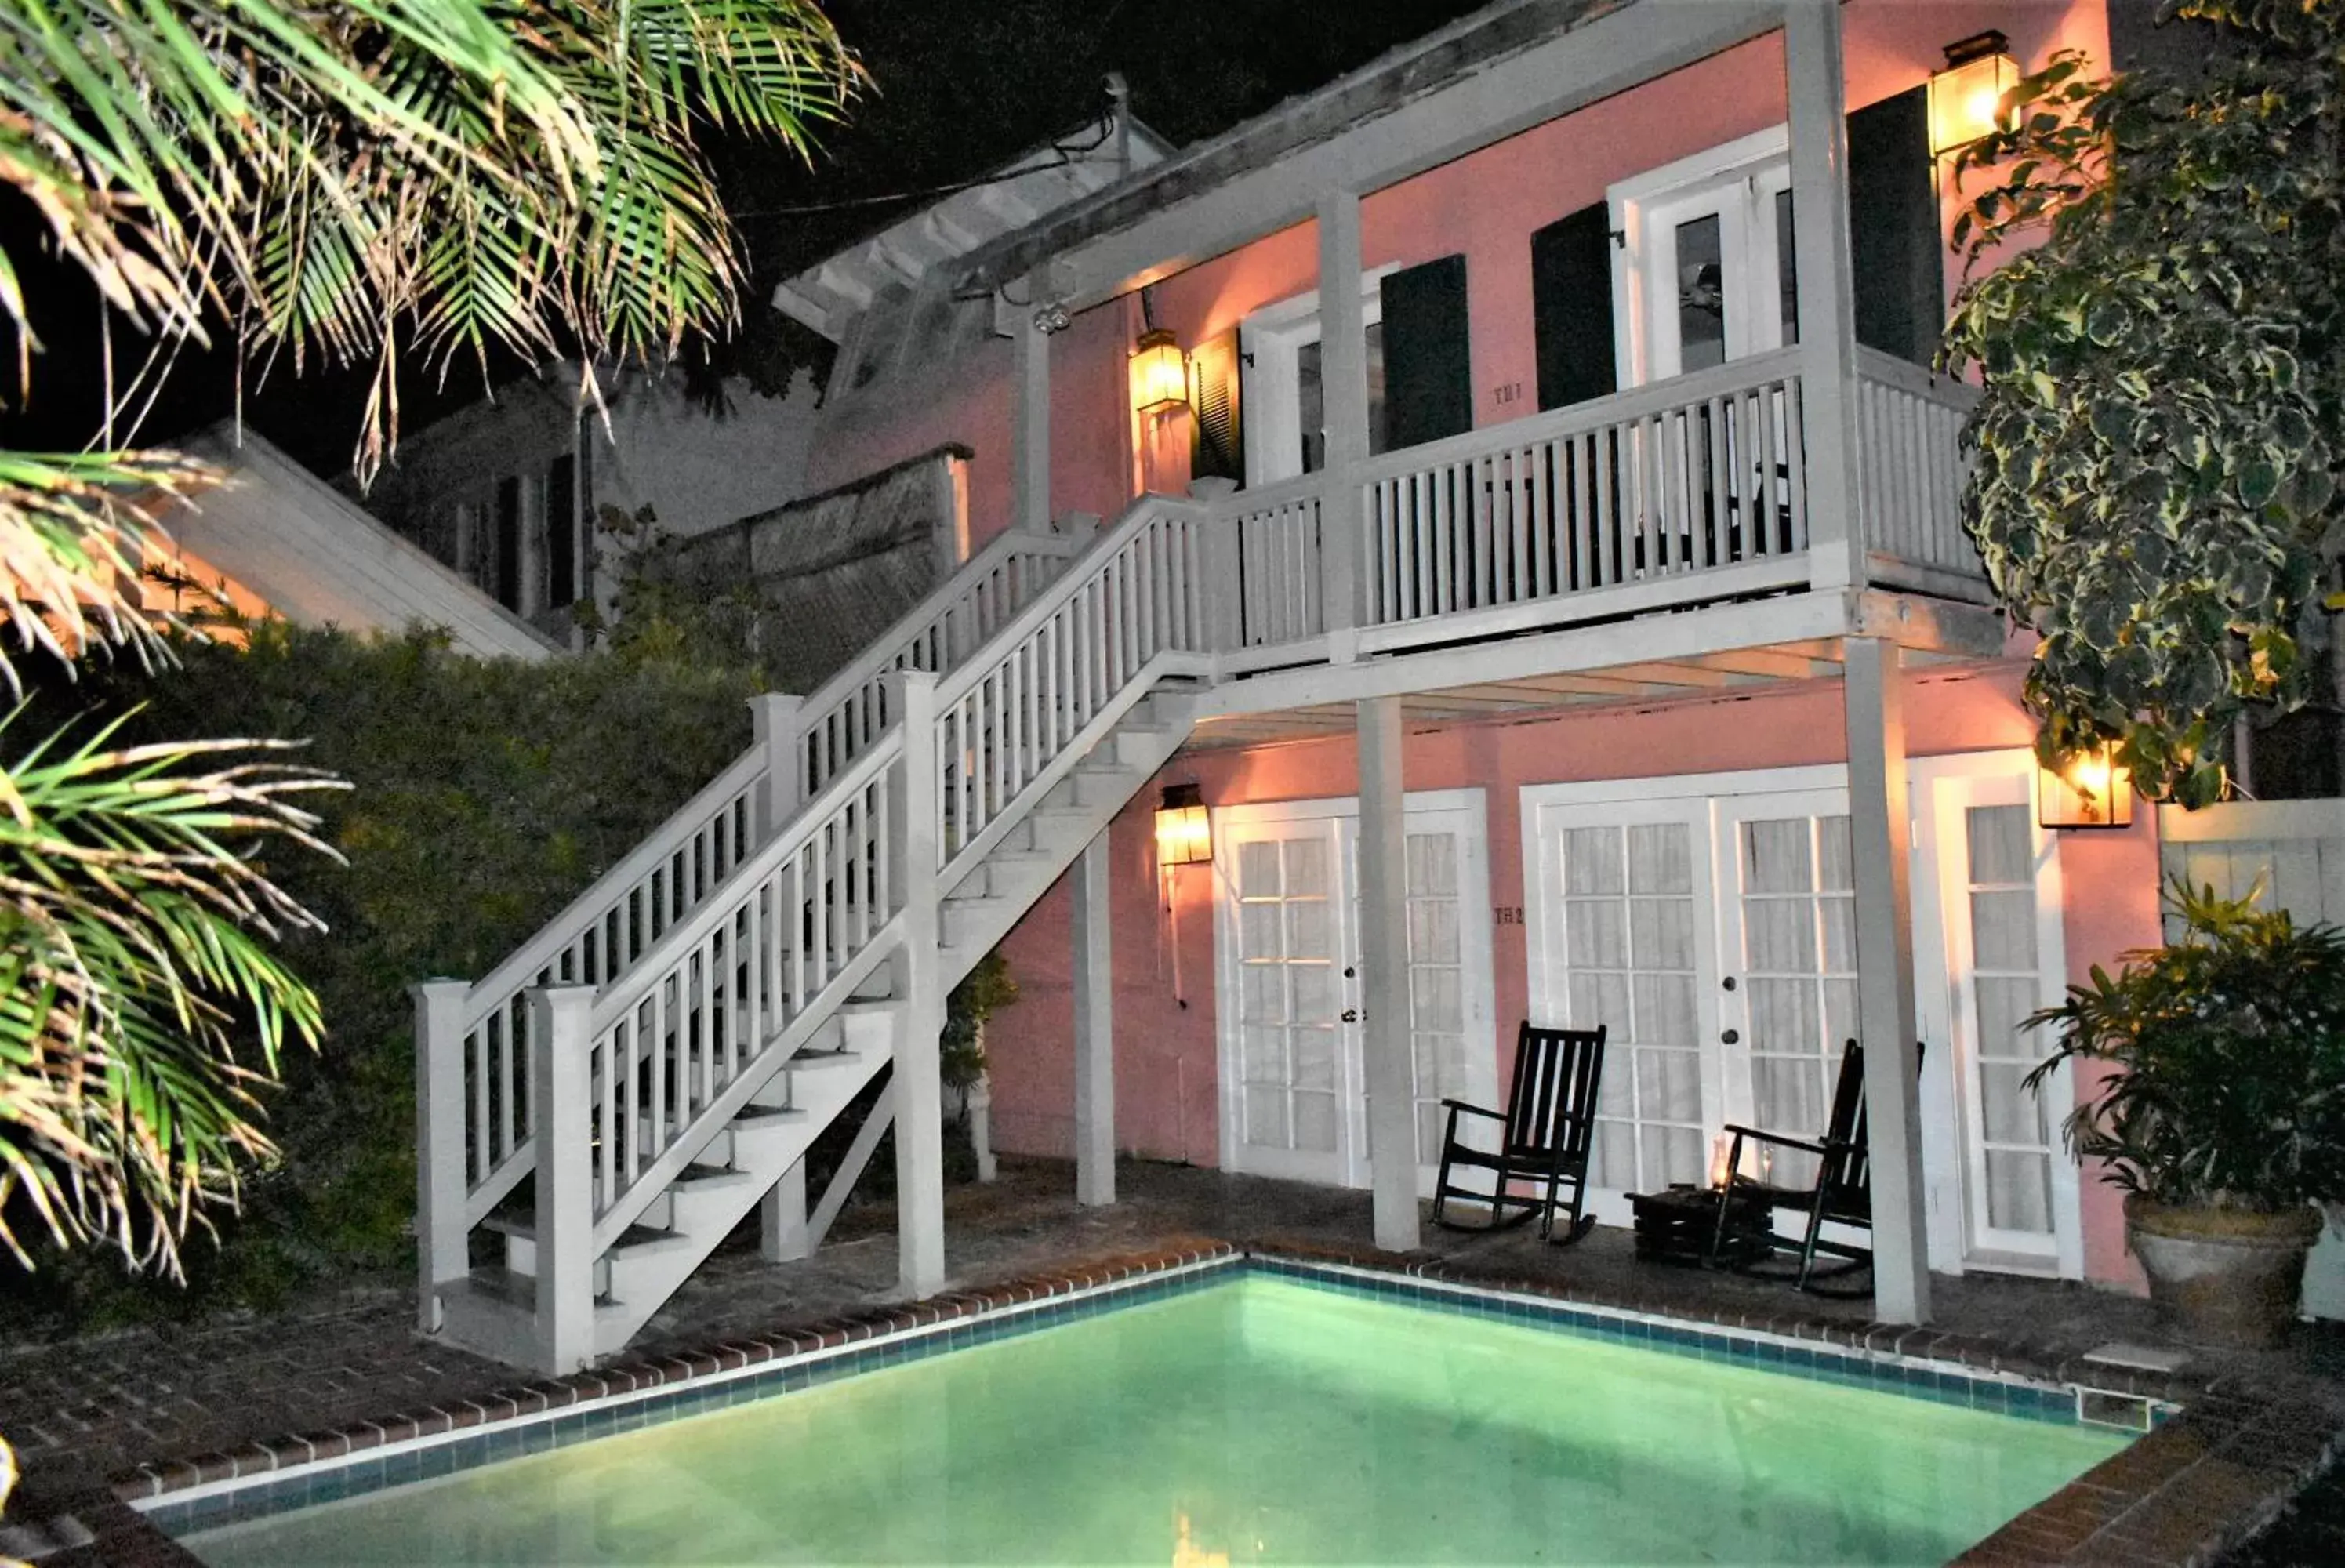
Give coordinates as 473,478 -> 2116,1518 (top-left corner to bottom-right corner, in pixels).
2025,881 -> 2345,1349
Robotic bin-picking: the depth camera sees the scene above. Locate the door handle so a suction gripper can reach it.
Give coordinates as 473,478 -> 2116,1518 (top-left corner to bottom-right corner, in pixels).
1720,1028 -> 1740,1045
1341,1008 -> 1360,1023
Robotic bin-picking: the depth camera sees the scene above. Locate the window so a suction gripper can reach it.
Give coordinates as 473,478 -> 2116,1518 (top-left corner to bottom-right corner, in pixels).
494,475 -> 523,612
546,454 -> 578,609
1239,270 -> 1396,487
1610,128 -> 1797,385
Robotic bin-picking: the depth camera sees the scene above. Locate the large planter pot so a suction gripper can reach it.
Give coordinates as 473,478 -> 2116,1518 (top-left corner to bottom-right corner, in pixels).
2125,1195 -> 2323,1350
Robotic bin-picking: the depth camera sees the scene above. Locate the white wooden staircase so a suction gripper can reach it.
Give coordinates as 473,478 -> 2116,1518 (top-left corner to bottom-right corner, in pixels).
416,499 -> 1210,1371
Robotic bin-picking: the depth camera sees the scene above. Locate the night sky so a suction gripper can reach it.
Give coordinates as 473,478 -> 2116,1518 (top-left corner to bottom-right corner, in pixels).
0,0 -> 1490,482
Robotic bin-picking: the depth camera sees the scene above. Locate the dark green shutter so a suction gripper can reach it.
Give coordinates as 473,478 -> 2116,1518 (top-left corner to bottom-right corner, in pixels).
1846,85 -> 1942,365
1381,254 -> 1473,449
1530,203 -> 1617,411
1189,328 -> 1245,485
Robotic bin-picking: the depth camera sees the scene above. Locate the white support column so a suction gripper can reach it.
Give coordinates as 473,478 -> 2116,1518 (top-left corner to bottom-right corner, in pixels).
1357,696 -> 1421,1253
1012,267 -> 1053,536
1784,0 -> 1868,591
412,978 -> 470,1333
1844,636 -> 1929,1324
889,669 -> 949,1297
1072,831 -> 1116,1206
530,984 -> 599,1374
750,691 -> 810,1262
760,1159 -> 811,1263
1317,190 -> 1367,663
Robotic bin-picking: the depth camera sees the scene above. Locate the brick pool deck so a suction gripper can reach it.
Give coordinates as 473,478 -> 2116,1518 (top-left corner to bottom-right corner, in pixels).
5,1156 -> 2343,1566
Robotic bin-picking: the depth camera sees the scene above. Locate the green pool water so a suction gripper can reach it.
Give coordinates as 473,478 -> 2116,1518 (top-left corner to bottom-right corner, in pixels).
184,1277 -> 2126,1566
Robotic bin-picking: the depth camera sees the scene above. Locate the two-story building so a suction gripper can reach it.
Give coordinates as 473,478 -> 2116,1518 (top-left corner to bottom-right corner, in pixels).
412,0 -> 2345,1377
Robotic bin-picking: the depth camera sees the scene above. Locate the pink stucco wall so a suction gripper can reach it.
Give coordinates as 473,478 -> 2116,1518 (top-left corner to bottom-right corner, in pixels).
803,0 -> 2108,543
987,659 -> 2161,1288
805,0 -> 2144,1286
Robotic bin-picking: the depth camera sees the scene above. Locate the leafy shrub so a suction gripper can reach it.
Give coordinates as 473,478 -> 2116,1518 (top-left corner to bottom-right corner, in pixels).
2026,881 -> 2345,1211
2,622 -> 759,1325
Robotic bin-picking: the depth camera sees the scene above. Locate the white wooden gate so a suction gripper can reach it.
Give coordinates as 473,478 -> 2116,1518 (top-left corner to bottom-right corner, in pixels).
2159,799 -> 2345,1318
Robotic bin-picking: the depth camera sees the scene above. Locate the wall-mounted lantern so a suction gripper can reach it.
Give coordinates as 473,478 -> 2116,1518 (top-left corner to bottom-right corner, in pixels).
1928,30 -> 2019,157
2038,741 -> 2134,829
1154,782 -> 1213,866
1131,327 -> 1189,416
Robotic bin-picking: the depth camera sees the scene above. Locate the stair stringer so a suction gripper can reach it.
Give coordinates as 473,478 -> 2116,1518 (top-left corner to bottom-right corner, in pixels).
936,687 -> 1198,988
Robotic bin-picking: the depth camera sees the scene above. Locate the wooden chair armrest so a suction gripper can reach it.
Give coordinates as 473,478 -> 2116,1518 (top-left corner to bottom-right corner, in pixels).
1720,1124 -> 1832,1159
1439,1099 -> 1505,1121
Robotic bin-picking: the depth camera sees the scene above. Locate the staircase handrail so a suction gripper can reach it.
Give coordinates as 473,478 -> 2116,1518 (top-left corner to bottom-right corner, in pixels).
442,521 -> 1083,1228
795,522 -> 1085,797
576,498 -> 1207,1247
931,498 -> 1203,713
580,726 -> 909,1247
462,744 -> 768,1033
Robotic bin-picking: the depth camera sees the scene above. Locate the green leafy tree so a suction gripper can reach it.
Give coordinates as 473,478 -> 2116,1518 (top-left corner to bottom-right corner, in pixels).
0,1 -> 859,1288
1940,0 -> 2343,806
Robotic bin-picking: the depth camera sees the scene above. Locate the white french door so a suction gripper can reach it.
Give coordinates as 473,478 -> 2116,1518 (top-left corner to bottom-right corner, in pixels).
1911,757 -> 2082,1277
1215,793 -> 1497,1192
1528,798 -> 1724,1225
1610,128 -> 1798,386
1712,789 -> 1857,1192
1528,760 -> 2083,1277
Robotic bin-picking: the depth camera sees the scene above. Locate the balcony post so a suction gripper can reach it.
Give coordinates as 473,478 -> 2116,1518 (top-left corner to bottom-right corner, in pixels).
1784,0 -> 1867,590
1357,695 -> 1421,1252
1012,265 -> 1053,536
750,691 -> 810,1260
530,983 -> 599,1374
1317,189 -> 1367,662
887,668 -> 948,1297
1844,636 -> 1930,1323
1072,829 -> 1116,1206
412,978 -> 471,1333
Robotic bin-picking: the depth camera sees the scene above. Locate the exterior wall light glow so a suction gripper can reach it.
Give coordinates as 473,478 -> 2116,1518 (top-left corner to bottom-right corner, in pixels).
1131,328 -> 1189,416
1155,782 -> 1212,866
1928,31 -> 2019,157
2038,742 -> 2133,829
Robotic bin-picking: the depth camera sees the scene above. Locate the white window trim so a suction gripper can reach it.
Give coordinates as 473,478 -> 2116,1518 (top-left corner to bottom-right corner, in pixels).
1237,263 -> 1402,487
1608,124 -> 1792,387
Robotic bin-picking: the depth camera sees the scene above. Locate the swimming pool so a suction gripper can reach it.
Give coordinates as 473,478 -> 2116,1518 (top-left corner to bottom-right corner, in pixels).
165,1260 -> 2129,1565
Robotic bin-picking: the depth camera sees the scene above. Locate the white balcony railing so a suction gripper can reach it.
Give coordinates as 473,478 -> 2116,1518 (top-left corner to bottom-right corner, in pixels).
1202,347 -> 1983,660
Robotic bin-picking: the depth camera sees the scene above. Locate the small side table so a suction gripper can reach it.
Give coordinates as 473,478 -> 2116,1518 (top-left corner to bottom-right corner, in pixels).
1628,1184 -> 1772,1269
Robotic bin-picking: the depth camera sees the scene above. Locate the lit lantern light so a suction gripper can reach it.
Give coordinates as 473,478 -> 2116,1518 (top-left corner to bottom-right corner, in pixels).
1130,327 -> 1189,416
1154,782 -> 1213,866
2038,742 -> 2135,829
1927,30 -> 2020,158
1708,1134 -> 1734,1192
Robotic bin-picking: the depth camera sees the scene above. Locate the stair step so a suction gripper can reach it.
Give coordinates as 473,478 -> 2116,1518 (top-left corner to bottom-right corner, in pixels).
731,1105 -> 808,1131
670,1161 -> 753,1189
786,1047 -> 860,1073
474,1218 -> 690,1255
465,1265 -> 630,1315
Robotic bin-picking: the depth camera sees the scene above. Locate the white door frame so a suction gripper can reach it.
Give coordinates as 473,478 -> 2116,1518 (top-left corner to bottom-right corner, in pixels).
1521,756 -> 2083,1277
1212,789 -> 1497,1191
1910,749 -> 2083,1279
1238,264 -> 1402,488
1609,125 -> 1794,387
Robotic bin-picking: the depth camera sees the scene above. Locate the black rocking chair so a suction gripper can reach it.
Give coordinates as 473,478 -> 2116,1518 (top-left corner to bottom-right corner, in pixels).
1707,1039 -> 1915,1293
1431,1022 -> 1607,1244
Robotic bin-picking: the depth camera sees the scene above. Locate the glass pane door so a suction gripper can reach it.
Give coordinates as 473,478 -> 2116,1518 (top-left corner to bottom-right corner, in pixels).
1530,800 -> 1722,1224
1225,819 -> 1352,1185
1715,795 -> 1857,1189
1399,815 -> 1499,1181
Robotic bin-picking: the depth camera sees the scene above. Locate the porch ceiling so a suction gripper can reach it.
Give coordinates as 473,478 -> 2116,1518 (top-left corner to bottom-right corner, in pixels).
1180,586 -> 2003,751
